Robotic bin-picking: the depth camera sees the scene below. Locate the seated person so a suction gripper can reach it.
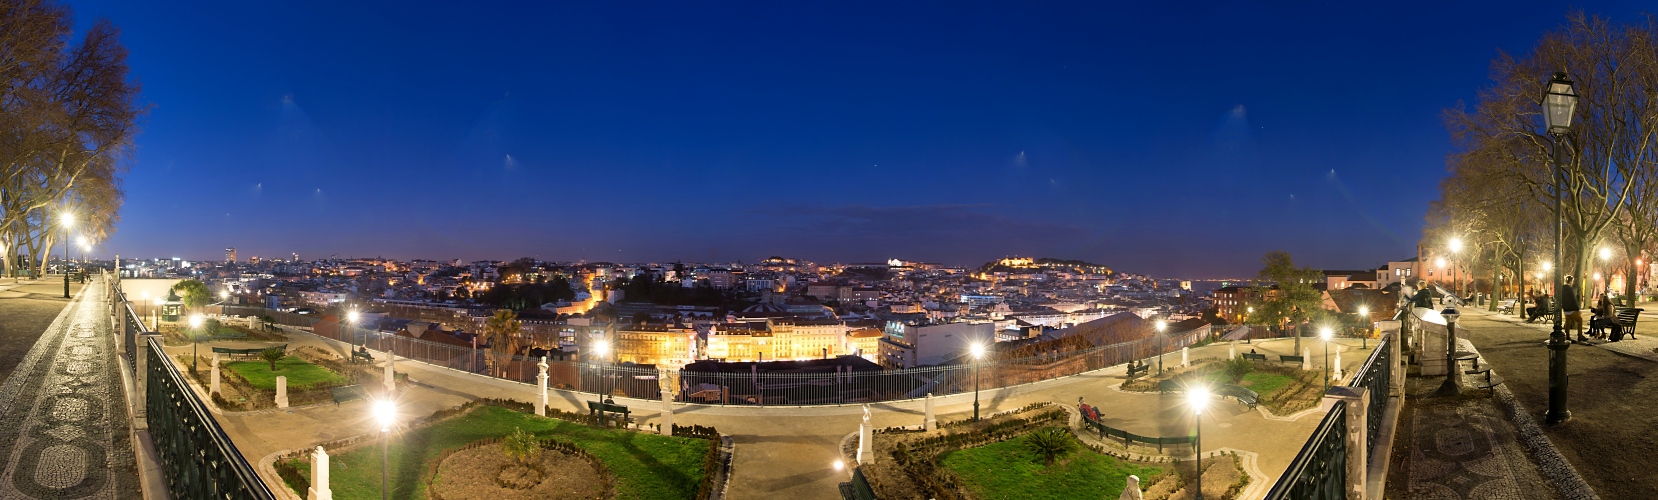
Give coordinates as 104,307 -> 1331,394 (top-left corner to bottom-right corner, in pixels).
1589,294 -> 1616,339
1527,293 -> 1549,322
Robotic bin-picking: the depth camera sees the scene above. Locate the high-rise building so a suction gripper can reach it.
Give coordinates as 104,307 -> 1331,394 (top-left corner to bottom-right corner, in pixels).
225,247 -> 237,263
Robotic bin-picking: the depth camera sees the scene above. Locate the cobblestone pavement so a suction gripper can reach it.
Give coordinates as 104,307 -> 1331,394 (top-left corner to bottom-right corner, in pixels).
1388,370 -> 1558,500
0,277 -> 139,499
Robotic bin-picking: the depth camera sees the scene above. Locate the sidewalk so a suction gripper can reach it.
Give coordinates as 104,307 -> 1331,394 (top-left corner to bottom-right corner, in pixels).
182,328 -> 1371,499
0,276 -> 139,499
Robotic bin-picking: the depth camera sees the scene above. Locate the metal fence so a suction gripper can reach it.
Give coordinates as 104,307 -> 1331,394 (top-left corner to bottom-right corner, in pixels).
221,305 -> 1212,406
1264,400 -> 1348,500
1346,335 -> 1391,454
144,335 -> 275,498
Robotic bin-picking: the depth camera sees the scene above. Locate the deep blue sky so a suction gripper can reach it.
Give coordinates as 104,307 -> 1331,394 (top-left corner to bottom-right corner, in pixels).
66,1 -> 1652,278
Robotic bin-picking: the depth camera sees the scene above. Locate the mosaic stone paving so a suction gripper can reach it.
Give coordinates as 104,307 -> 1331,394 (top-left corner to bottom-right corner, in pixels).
1398,381 -> 1556,500
0,279 -> 139,498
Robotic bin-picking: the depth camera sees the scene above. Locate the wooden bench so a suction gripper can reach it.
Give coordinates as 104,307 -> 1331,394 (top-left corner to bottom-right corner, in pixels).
588,400 -> 631,423
1220,384 -> 1260,410
1279,355 -> 1304,365
1465,367 -> 1504,396
1126,363 -> 1150,379
1241,352 -> 1268,362
1526,302 -> 1555,323
1495,299 -> 1517,314
330,385 -> 366,406
352,349 -> 375,362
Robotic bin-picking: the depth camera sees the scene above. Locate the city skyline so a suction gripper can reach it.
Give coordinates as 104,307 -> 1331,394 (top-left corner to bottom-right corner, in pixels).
66,1 -> 1653,277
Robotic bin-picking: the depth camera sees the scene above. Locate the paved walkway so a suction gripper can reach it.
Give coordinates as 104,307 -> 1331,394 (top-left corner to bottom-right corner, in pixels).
1386,335 -> 1559,500
0,276 -> 138,498
174,325 -> 1373,499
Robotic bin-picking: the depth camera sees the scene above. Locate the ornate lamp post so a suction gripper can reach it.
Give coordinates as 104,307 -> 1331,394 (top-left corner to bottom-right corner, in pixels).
59,212 -> 72,298
1449,237 -> 1464,298
1320,327 -> 1333,393
347,309 -> 361,363
595,340 -> 611,400
1542,71 -> 1577,424
970,343 -> 985,421
1358,306 -> 1370,349
1156,319 -> 1167,374
1434,307 -> 1462,396
373,399 -> 396,500
1188,385 -> 1210,500
189,314 -> 204,373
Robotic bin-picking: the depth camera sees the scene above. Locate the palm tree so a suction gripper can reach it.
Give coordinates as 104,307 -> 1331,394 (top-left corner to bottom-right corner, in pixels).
483,309 -> 523,377
260,348 -> 285,372
1025,427 -> 1076,466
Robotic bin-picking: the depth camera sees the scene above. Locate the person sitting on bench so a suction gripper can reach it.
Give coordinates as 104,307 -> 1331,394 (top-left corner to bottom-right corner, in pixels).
1589,293 -> 1615,339
1526,292 -> 1548,323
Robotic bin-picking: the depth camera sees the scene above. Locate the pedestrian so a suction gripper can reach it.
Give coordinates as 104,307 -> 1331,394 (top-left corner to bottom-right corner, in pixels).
1561,276 -> 1583,341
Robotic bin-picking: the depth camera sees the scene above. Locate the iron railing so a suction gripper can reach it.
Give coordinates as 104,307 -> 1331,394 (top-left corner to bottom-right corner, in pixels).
1346,335 -> 1390,453
1264,401 -> 1347,500
145,336 -> 275,499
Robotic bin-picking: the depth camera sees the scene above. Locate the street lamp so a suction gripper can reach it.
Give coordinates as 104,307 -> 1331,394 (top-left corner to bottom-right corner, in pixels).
151,297 -> 163,331
594,340 -> 610,400
59,212 -> 72,298
347,309 -> 361,362
1598,247 -> 1612,296
373,399 -> 396,500
1358,306 -> 1370,349
970,342 -> 986,421
1156,319 -> 1167,374
189,314 -> 204,372
1450,238 -> 1464,297
1320,327 -> 1333,393
1542,71 -> 1577,423
1188,385 -> 1211,500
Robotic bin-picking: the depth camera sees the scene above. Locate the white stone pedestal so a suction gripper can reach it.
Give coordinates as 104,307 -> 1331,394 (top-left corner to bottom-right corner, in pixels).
1181,347 -> 1189,367
1229,345 -> 1236,360
660,388 -> 674,436
857,405 -> 873,464
1302,348 -> 1311,371
308,446 -> 332,500
276,376 -> 289,408
383,353 -> 397,394
210,354 -> 221,396
536,356 -> 549,417
923,393 -> 936,431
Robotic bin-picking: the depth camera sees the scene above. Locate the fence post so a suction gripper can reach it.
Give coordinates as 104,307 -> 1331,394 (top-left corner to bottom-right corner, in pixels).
1324,386 -> 1368,500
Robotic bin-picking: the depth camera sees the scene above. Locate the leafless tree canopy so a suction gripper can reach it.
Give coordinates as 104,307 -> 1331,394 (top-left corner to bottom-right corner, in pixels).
0,0 -> 142,277
1434,12 -> 1658,302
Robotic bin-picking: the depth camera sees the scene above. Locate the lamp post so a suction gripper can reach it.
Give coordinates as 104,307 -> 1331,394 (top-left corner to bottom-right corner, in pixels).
1450,237 -> 1464,297
1188,385 -> 1210,500
347,309 -> 361,363
970,343 -> 985,421
1598,247 -> 1612,297
59,212 -> 72,298
594,340 -> 610,400
1542,71 -> 1577,423
151,297 -> 162,331
189,314 -> 204,373
1156,319 -> 1167,374
1358,306 -> 1370,349
1320,327 -> 1333,393
373,399 -> 395,500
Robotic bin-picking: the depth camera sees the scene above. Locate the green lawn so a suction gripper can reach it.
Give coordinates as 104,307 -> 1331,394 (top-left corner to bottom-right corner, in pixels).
284,404 -> 713,499
941,428 -> 1163,499
1238,372 -> 1295,396
224,357 -> 345,391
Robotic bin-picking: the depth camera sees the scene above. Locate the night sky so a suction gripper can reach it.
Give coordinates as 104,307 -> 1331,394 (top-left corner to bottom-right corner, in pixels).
65,1 -> 1653,278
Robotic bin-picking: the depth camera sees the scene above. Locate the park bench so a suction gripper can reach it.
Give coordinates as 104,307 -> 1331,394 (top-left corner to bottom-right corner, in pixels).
330,385 -> 366,406
1219,384 -> 1260,410
210,344 -> 287,359
351,349 -> 375,363
1526,301 -> 1556,323
1279,355 -> 1304,365
1611,308 -> 1643,340
1241,352 -> 1268,362
588,400 -> 631,424
1126,363 -> 1150,379
1464,365 -> 1504,396
1495,299 -> 1517,314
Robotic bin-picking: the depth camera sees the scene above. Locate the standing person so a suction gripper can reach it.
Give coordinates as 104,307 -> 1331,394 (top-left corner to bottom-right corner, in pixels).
1561,275 -> 1583,342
